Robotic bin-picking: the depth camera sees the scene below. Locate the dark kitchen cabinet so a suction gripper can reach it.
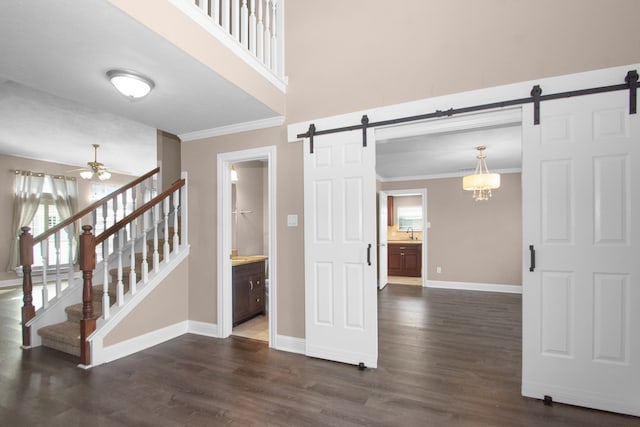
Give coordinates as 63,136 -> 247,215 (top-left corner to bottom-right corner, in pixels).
388,243 -> 422,277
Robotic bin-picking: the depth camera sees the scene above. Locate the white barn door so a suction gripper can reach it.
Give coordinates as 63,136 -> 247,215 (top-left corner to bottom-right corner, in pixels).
303,129 -> 378,368
522,91 -> 640,416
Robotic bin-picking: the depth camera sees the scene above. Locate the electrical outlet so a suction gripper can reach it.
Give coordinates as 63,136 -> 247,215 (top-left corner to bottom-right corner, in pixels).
436,266 -> 442,274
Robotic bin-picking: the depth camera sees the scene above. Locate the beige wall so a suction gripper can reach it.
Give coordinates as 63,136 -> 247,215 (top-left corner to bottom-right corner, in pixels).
382,174 -> 522,286
183,0 -> 640,339
157,130 -> 182,191
182,126 -> 305,338
103,256 -> 189,346
0,154 -> 134,282
286,0 -> 640,123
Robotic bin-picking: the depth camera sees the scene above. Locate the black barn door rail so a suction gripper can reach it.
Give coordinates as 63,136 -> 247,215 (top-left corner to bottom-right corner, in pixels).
299,70 -> 639,154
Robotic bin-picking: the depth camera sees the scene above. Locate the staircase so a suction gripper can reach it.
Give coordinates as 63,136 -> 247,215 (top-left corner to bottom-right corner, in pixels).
19,169 -> 188,366
36,237 -> 175,357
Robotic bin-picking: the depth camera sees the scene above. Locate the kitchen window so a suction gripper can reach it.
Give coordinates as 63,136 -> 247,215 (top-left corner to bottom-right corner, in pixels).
397,206 -> 423,231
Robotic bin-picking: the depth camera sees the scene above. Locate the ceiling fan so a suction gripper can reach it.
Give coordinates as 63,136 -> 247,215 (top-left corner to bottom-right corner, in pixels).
72,144 -> 112,181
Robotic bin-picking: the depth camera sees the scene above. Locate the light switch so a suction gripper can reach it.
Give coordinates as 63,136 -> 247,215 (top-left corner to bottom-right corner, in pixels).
287,214 -> 298,227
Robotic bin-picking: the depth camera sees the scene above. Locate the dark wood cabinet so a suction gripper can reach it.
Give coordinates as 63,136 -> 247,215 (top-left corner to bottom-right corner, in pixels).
233,261 -> 266,326
388,243 -> 422,277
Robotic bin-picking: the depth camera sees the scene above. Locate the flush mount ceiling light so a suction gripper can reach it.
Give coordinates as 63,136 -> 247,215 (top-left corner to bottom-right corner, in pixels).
462,146 -> 500,201
106,69 -> 154,99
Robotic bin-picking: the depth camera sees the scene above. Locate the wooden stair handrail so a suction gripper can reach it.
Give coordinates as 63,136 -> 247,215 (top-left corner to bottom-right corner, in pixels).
34,167 -> 160,244
95,178 -> 185,245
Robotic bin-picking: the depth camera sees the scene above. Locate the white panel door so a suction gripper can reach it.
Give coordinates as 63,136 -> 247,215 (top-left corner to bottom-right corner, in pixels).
304,129 -> 378,368
522,91 -> 640,416
378,191 -> 389,290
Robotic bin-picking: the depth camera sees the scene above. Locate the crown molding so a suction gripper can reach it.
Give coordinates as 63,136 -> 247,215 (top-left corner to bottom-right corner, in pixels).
180,116 -> 285,142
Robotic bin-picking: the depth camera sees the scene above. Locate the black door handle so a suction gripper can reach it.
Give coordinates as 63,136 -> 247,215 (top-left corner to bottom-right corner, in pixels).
529,245 -> 536,272
367,244 -> 372,266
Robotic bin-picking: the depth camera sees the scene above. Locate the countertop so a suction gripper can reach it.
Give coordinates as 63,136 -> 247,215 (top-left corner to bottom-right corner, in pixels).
231,255 -> 268,267
387,240 -> 422,244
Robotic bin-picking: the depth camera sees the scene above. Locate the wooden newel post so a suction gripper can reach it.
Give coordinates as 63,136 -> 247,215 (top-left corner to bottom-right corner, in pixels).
19,227 -> 35,347
79,225 -> 96,366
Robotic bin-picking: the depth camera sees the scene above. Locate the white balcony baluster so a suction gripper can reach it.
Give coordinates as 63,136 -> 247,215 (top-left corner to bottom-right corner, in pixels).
257,0 -> 264,62
249,0 -> 256,54
264,0 -> 271,69
221,0 -> 230,31
241,0 -> 248,48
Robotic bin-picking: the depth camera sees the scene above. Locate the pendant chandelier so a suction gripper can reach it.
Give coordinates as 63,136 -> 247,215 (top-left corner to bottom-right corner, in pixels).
462,146 -> 500,201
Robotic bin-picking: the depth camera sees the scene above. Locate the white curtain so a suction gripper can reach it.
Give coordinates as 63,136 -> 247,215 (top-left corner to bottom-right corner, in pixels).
50,175 -> 79,262
7,171 -> 45,272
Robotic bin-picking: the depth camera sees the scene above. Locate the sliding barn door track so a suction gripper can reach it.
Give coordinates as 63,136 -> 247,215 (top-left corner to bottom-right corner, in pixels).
300,70 -> 638,154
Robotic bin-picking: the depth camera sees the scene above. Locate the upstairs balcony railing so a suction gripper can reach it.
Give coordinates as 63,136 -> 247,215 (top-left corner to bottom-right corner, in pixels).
172,0 -> 285,88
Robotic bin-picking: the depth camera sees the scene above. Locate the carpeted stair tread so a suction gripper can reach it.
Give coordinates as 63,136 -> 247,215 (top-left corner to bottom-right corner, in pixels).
37,321 -> 81,357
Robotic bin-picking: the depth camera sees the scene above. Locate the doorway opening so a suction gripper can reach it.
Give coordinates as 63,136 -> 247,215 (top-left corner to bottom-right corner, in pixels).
375,108 -> 523,292
380,189 -> 428,289
217,146 -> 277,346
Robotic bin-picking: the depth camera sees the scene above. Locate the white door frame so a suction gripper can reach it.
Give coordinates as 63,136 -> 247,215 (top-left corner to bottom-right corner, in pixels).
382,189 -> 428,287
217,146 -> 277,346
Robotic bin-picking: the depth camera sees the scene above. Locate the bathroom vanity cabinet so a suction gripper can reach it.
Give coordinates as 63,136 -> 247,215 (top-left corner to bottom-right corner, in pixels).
232,260 -> 266,326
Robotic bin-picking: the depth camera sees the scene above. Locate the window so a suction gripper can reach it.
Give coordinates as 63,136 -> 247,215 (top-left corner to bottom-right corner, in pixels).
397,206 -> 423,231
28,175 -> 74,268
29,197 -> 73,267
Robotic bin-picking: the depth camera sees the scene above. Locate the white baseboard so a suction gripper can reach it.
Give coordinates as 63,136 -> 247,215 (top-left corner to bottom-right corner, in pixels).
274,334 -> 305,355
187,320 -> 219,338
95,321 -> 189,366
426,280 -> 522,294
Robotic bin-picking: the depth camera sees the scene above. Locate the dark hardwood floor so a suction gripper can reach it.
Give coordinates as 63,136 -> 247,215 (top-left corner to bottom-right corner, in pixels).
1,284 -> 638,426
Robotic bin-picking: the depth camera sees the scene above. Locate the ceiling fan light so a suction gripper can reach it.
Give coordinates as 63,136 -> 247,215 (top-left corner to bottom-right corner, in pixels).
107,70 -> 154,99
98,171 -> 112,181
80,170 -> 93,180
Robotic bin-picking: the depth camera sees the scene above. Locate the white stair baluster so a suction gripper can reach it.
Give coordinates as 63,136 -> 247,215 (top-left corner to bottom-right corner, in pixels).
116,229 -> 124,306
129,217 -> 137,295
257,0 -> 264,61
112,194 -> 118,227
141,212 -> 149,283
264,0 -> 271,69
54,230 -> 62,298
67,224 -> 74,286
163,198 -> 170,262
181,172 -> 189,248
249,0 -> 256,54
153,205 -> 160,272
172,190 -> 180,253
102,242 -> 110,319
41,240 -> 48,308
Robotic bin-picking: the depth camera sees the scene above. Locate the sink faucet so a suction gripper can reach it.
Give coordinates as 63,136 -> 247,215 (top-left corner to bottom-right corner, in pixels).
407,227 -> 414,240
